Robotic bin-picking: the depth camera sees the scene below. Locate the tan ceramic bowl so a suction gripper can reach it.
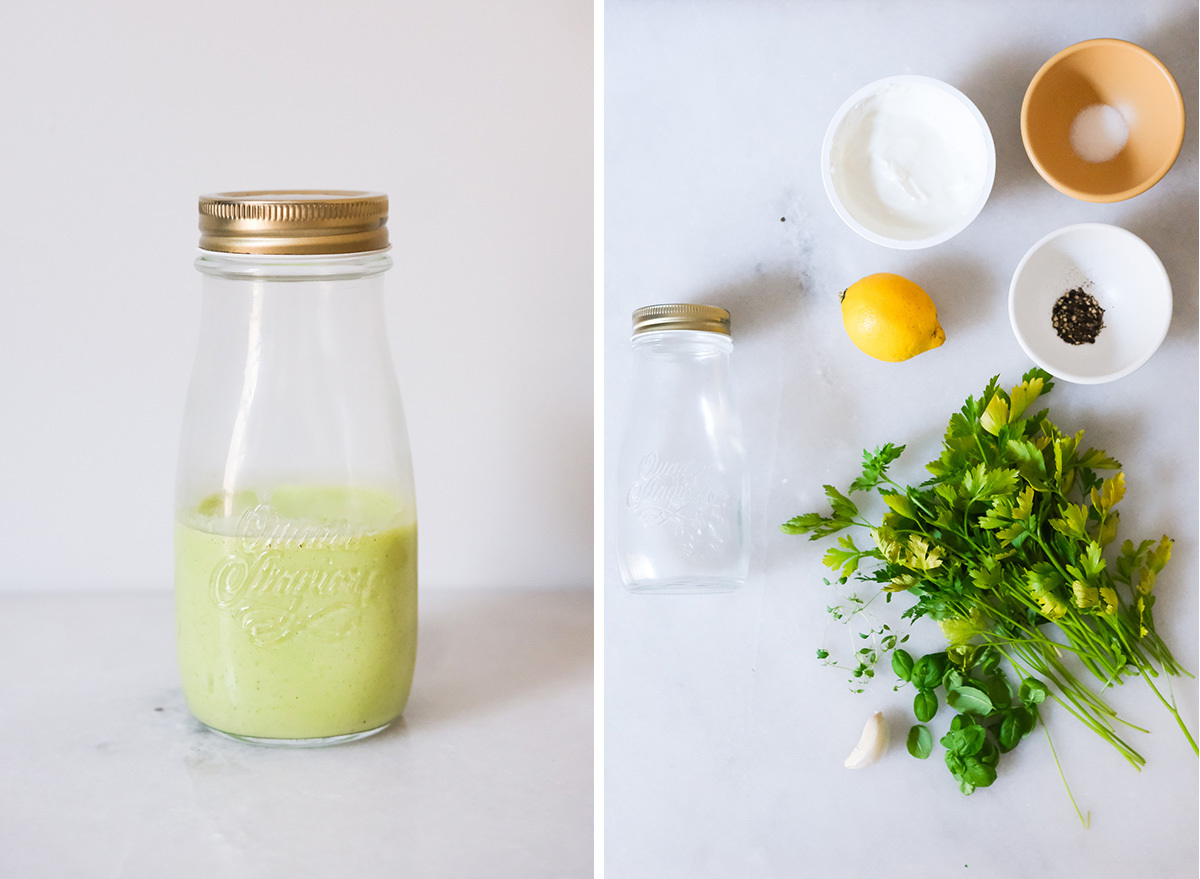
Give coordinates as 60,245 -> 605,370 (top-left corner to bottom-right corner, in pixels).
1021,39 -> 1184,202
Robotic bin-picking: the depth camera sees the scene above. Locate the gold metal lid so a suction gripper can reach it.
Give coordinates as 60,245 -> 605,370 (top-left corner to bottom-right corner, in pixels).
198,190 -> 389,255
631,303 -> 731,336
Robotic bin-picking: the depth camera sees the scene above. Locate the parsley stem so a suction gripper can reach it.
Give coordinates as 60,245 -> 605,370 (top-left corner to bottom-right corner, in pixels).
1112,624 -> 1198,755
973,433 -> 990,467
1043,723 -> 1090,828
1005,643 -> 1145,765
786,368 -> 1194,804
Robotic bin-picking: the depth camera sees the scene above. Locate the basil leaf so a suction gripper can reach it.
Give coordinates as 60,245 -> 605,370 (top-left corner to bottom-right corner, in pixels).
947,685 -> 994,716
907,725 -> 933,760
913,689 -> 939,723
1019,678 -> 1049,706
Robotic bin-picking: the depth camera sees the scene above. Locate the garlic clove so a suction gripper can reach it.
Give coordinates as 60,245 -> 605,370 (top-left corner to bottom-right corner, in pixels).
844,711 -> 888,769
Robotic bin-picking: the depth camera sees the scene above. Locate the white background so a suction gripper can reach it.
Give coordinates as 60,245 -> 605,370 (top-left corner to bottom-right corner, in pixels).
0,0 -> 593,592
604,1 -> 1198,877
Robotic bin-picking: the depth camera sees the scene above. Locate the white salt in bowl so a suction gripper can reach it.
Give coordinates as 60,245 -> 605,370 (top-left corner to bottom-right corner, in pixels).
1021,39 -> 1185,203
822,75 -> 995,249
1009,224 -> 1171,384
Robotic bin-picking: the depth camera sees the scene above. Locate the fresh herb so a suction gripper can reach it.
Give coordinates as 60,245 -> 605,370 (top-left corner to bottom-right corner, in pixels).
781,368 -> 1195,798
907,724 -> 933,759
814,589 -> 909,692
896,645 -> 1045,795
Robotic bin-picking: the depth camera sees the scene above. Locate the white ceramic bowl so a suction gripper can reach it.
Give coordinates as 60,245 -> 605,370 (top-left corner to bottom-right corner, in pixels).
822,75 -> 995,249
1008,223 -> 1171,384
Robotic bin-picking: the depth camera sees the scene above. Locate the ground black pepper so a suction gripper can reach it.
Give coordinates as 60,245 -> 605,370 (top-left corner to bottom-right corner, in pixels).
1051,287 -> 1104,345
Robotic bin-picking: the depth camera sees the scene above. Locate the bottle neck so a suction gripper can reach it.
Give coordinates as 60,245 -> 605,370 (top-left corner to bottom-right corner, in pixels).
196,262 -> 391,353
630,329 -> 734,356
195,249 -> 392,281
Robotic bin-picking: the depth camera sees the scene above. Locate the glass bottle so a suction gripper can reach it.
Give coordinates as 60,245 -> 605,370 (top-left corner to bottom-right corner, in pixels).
175,191 -> 417,746
616,304 -> 749,593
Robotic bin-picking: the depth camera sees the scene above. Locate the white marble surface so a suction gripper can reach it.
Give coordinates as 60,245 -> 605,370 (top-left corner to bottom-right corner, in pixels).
0,589 -> 592,878
603,2 -> 1198,877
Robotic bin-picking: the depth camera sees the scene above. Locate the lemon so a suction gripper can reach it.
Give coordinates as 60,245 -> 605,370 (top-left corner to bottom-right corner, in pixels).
840,273 -> 946,362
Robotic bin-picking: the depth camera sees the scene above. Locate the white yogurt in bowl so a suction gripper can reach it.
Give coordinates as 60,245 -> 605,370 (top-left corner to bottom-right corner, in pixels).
823,76 -> 995,249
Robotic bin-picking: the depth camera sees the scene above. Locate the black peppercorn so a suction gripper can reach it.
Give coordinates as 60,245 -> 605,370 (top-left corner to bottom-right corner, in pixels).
1051,287 -> 1104,345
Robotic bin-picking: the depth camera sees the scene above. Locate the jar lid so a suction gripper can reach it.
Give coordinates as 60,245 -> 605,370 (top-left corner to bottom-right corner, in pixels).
198,190 -> 389,255
631,303 -> 731,336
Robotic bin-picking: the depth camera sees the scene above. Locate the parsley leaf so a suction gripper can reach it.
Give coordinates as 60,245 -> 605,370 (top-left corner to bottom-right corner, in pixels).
781,370 -> 1194,803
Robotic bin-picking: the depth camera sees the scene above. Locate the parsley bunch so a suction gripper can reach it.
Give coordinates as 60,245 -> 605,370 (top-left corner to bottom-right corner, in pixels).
782,368 -> 1195,797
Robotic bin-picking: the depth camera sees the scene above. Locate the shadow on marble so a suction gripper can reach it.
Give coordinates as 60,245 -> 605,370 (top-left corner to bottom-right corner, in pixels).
1125,4 -> 1200,340
694,270 -> 804,343
909,251 -> 997,338
395,589 -> 593,733
956,45 -> 1051,201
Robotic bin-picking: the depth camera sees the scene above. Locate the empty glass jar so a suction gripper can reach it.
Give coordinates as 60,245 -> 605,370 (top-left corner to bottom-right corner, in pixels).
615,304 -> 749,593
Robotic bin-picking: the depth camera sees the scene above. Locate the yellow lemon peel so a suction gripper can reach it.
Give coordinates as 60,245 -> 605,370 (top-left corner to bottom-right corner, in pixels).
840,273 -> 946,362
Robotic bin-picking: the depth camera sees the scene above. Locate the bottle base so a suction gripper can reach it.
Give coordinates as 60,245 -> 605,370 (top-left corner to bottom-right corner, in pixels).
622,576 -> 744,595
205,721 -> 394,748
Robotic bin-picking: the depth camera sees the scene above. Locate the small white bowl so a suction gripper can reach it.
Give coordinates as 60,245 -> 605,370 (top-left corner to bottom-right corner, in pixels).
1009,223 -> 1171,384
822,75 -> 995,249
